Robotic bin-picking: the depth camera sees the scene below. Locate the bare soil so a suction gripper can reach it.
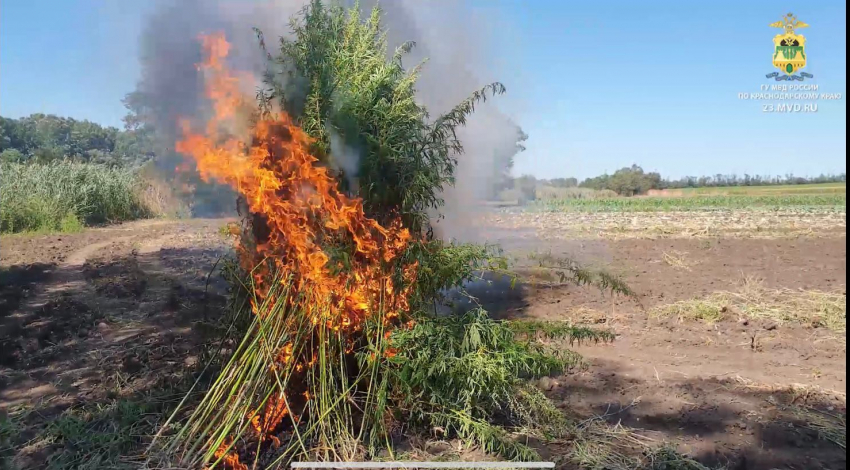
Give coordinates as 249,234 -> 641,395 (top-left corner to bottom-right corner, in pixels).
474,234 -> 847,469
1,218 -> 845,469
0,219 -> 233,468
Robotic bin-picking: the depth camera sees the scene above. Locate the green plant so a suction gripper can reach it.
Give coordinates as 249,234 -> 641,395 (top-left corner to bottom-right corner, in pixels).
0,411 -> 20,463
525,252 -> 636,297
0,161 -> 154,233
257,0 -> 505,235
158,2 -> 632,467
43,399 -> 156,470
58,213 -> 84,233
532,194 -> 846,213
384,310 -> 595,459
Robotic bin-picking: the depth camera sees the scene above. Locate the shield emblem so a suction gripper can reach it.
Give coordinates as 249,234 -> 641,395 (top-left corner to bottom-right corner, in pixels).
771,14 -> 809,75
773,33 -> 806,75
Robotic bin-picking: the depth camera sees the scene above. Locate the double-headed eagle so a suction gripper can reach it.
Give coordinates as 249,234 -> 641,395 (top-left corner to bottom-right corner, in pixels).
770,13 -> 809,34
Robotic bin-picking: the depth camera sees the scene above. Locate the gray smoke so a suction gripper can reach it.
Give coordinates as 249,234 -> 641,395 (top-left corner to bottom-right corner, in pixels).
133,0 -> 524,231
327,127 -> 362,193
356,0 -> 525,242
132,0 -> 301,138
129,0 -> 304,216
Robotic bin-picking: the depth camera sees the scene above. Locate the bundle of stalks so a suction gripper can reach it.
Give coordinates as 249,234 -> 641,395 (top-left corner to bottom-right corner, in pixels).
153,5 -> 625,467
152,32 -> 421,468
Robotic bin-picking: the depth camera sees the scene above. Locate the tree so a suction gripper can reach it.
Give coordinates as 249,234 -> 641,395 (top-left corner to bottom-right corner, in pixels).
581,164 -> 662,196
0,113 -> 143,165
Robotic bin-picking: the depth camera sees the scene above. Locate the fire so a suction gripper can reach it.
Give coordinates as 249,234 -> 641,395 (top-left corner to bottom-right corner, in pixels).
176,32 -> 415,332
250,391 -> 289,448
212,440 -> 247,470
176,32 -> 418,465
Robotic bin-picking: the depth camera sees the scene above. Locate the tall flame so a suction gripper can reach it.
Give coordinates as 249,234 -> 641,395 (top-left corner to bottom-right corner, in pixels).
176,32 -> 416,331
176,33 -> 418,466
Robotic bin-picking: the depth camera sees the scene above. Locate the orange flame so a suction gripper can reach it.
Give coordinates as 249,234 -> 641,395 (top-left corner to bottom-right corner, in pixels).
175,32 -> 415,332
250,391 -> 290,448
175,32 -> 419,465
212,439 -> 247,470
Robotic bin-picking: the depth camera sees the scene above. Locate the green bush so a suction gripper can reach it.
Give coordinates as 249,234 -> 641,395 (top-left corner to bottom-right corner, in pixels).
385,310 -> 613,459
0,161 -> 153,233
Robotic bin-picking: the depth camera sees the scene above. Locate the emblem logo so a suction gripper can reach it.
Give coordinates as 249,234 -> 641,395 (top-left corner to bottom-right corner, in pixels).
766,13 -> 814,81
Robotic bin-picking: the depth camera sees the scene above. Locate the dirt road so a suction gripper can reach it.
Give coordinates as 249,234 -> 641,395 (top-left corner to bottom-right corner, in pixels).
1,219 -> 232,467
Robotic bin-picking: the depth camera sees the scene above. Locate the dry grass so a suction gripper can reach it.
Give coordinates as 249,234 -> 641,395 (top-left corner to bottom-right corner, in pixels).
731,376 -> 846,450
662,250 -> 694,271
651,277 -> 847,332
482,210 -> 846,240
567,419 -> 717,470
790,406 -> 847,449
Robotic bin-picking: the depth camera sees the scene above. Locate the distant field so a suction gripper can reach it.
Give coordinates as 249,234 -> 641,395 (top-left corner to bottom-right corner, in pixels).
534,193 -> 847,213
672,183 -> 846,197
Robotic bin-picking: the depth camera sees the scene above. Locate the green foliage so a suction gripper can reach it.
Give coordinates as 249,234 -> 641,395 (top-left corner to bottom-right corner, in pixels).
660,172 -> 846,190
527,252 -> 636,298
0,112 -> 233,218
0,161 -> 153,233
259,0 -> 505,234
0,148 -> 24,163
0,114 -> 155,167
58,213 -> 85,233
384,310 -> 589,460
404,241 -> 509,305
580,165 -> 662,197
506,320 -> 616,344
0,411 -> 19,468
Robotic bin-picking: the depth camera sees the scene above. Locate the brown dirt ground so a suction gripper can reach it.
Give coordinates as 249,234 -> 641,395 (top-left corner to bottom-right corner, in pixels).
0,219 -> 234,468
1,219 -> 846,469
471,234 -> 847,470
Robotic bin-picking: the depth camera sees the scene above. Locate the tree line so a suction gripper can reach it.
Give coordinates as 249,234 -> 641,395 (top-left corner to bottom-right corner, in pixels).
0,114 -> 156,167
4,113 -> 844,201
511,165 -> 846,198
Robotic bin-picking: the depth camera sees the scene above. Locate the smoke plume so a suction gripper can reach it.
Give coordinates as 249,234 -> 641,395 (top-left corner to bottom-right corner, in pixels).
132,0 -> 524,235
355,0 -> 524,242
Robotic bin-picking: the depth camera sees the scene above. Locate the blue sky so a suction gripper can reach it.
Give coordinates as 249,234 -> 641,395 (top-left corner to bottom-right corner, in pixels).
1,0 -> 846,179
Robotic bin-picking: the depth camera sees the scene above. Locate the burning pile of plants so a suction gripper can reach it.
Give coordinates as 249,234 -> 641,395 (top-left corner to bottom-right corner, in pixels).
155,3 -> 622,468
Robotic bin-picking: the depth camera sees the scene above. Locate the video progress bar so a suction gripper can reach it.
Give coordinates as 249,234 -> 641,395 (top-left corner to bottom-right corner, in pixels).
292,463 -> 556,469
